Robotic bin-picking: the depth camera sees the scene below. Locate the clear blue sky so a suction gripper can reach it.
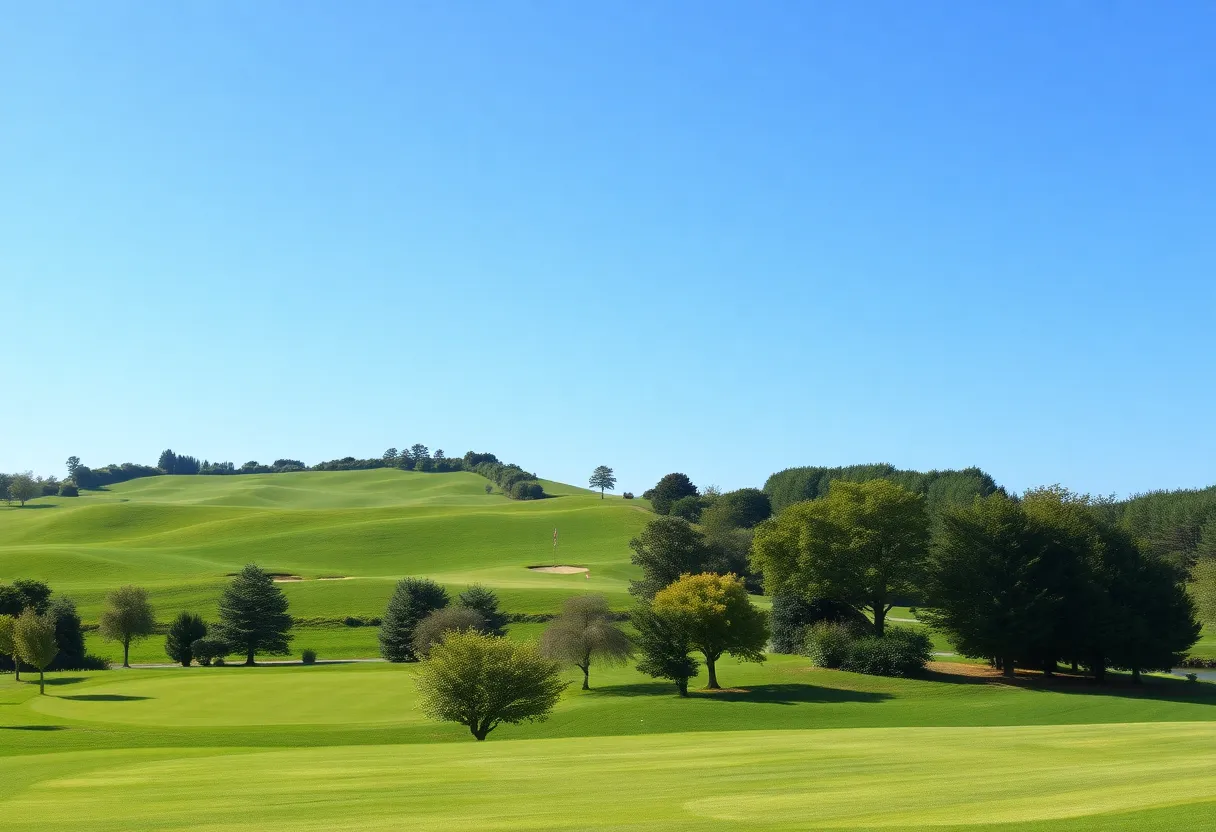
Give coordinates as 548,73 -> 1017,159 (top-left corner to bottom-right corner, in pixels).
3,1 -> 1214,498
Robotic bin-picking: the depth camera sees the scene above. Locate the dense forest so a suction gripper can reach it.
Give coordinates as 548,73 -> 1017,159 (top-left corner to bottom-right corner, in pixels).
763,464 -> 1001,516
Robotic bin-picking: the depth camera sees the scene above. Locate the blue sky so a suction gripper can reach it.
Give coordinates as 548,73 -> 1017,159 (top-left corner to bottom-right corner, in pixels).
2,1 -> 1213,498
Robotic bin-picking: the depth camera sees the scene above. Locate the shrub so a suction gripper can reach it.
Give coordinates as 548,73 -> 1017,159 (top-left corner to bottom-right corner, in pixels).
191,638 -> 230,666
622,492 -> 634,500
213,656 -> 226,666
485,484 -> 493,494
301,648 -> 317,665
411,607 -> 485,659
805,621 -> 857,669
343,616 -> 364,627
58,482 -> 79,497
771,594 -> 869,654
841,628 -> 932,677
509,480 -> 545,500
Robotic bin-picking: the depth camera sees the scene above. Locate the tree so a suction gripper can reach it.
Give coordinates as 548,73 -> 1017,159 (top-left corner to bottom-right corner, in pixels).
212,565 -> 293,666
65,456 -> 81,480
416,631 -> 567,741
649,473 -> 698,515
751,479 -> 930,636
15,609 -> 58,694
379,578 -> 449,662
98,585 -> 156,668
589,466 -> 617,499
632,605 -> 699,696
1195,558 -> 1216,629
383,448 -> 399,465
411,607 -> 485,659
668,495 -> 703,522
410,444 -> 430,464
701,488 -> 772,530
769,592 -> 867,654
0,615 -> 16,681
628,517 -> 712,599
190,638 -> 229,666
1108,555 -> 1200,682
540,595 -> 632,690
8,472 -> 39,506
0,579 -> 52,616
47,597 -> 87,670
652,573 -> 767,689
458,584 -> 508,637
165,612 -> 208,666
923,492 -> 1072,677
158,449 -> 177,473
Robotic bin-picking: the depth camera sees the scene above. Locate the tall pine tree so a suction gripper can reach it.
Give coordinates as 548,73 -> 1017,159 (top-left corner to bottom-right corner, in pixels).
213,565 -> 292,666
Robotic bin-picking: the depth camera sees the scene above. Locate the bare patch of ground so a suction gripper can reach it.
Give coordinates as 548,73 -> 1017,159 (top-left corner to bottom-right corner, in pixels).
527,565 -> 589,574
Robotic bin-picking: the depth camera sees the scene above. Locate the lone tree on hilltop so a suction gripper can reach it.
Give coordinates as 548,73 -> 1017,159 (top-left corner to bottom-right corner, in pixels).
165,611 -> 208,667
98,585 -> 156,668
632,604 -> 699,696
213,565 -> 293,666
648,473 -> 698,515
458,584 -> 508,637
540,594 -> 632,690
65,456 -> 81,481
380,577 -> 449,662
652,573 -> 767,690
589,466 -> 617,499
417,631 -> 567,741
15,609 -> 58,694
8,473 -> 39,507
751,479 -> 930,636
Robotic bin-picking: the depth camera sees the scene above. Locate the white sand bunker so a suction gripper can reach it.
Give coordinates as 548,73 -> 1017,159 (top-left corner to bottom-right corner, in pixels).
271,575 -> 303,582
528,565 -> 589,575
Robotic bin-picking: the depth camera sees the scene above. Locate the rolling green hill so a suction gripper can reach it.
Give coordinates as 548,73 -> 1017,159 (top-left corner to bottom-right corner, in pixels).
0,470 -> 651,661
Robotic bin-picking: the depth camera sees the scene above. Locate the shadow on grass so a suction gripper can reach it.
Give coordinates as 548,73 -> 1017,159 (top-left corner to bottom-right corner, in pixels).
0,725 -> 67,731
59,694 -> 152,702
920,666 -> 1216,704
592,682 -> 891,706
42,677 -> 88,687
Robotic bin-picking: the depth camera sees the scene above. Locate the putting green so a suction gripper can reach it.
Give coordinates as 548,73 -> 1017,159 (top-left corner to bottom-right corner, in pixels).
3,724 -> 1216,830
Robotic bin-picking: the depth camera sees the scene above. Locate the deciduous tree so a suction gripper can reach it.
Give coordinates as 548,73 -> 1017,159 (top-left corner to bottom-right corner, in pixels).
651,573 -> 767,689
213,565 -> 293,666
649,473 -> 698,515
628,517 -> 712,600
15,609 -> 58,694
751,479 -> 930,636
0,615 -> 16,681
540,595 -> 632,690
632,605 -> 699,696
411,607 -> 485,659
8,472 -> 39,506
98,585 -> 156,668
416,631 -> 567,741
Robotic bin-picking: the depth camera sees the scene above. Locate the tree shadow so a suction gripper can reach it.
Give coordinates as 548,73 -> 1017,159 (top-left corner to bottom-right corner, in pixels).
59,694 -> 152,702
920,665 -> 1216,704
43,677 -> 88,687
0,725 -> 67,731
591,682 -> 891,705
2,504 -> 56,510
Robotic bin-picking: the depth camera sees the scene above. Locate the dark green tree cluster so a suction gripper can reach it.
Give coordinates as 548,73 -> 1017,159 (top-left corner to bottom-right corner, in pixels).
1104,484 -> 1216,569
0,579 -> 104,672
380,580 -> 509,661
472,460 -> 546,500
1,471 -> 61,505
763,463 -> 998,517
158,449 -> 202,475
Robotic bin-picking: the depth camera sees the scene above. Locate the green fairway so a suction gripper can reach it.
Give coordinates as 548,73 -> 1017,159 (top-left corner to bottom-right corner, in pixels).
0,470 -> 650,625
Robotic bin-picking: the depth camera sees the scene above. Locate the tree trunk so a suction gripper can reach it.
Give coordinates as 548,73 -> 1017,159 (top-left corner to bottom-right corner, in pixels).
1071,660 -> 1079,674
873,606 -> 886,637
1002,657 -> 1015,678
39,669 -> 45,695
705,655 -> 720,689
677,679 -> 688,697
123,638 -> 131,668
1132,667 -> 1142,684
581,663 -> 590,691
13,654 -> 19,682
246,646 -> 256,666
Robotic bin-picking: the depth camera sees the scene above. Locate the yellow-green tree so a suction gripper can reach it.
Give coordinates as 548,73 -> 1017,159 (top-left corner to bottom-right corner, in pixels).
751,479 -> 930,636
652,573 -> 767,689
0,615 -> 16,680
15,609 -> 58,694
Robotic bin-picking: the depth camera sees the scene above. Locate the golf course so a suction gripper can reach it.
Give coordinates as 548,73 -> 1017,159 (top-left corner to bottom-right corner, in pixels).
2,468 -> 1216,830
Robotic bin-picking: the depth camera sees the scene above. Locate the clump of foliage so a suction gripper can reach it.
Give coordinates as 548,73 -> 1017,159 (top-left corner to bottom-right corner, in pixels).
628,517 -> 712,600
458,584 -> 508,637
301,648 -> 317,665
380,578 -> 449,662
770,593 -> 868,654
841,628 -> 932,677
98,585 -> 156,668
212,565 -> 293,666
15,609 -> 59,694
651,573 -> 767,689
540,594 -> 632,690
411,607 -> 485,659
647,473 -> 699,516
632,604 -> 699,696
416,631 -> 567,741
805,621 -> 860,669
763,463 -> 998,517
165,612 -> 208,667
191,638 -> 229,666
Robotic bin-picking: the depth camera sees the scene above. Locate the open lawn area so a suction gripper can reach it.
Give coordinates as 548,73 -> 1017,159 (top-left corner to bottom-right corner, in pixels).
3,656 -> 1216,831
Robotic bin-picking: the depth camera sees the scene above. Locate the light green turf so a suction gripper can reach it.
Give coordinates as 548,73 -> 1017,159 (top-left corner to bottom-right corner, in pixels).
0,470 -> 650,622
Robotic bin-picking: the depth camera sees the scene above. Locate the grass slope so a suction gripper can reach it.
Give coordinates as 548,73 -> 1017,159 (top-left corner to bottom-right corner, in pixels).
0,470 -> 650,624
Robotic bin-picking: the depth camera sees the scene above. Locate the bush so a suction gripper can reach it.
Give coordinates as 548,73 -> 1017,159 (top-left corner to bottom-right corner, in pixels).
805,621 -> 857,669
411,607 -> 485,659
622,492 -> 634,500
213,656 -> 226,666
190,638 -> 230,667
509,480 -> 545,500
343,616 -> 364,627
668,495 -> 703,522
58,482 -> 79,497
301,648 -> 317,665
841,628 -> 932,677
771,594 -> 869,654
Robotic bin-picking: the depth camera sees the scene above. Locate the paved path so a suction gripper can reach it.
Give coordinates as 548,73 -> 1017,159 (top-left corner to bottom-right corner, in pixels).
125,658 -> 388,669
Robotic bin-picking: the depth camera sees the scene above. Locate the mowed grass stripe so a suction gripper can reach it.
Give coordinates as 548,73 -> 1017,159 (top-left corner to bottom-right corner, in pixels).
3,724 -> 1216,831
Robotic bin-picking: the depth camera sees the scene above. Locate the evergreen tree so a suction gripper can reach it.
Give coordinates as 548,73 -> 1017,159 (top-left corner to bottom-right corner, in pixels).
379,578 -> 449,662
589,466 -> 617,499
48,597 -> 87,671
213,565 -> 293,666
158,449 -> 177,473
165,611 -> 208,666
458,584 -> 508,637
648,473 -> 698,515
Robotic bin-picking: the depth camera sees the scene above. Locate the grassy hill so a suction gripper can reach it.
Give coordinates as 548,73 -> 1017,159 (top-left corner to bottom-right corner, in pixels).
0,469 -> 651,661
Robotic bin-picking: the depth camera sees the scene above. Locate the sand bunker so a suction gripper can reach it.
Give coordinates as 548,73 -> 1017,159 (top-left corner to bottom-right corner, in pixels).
528,565 -> 589,575
271,575 -> 304,582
